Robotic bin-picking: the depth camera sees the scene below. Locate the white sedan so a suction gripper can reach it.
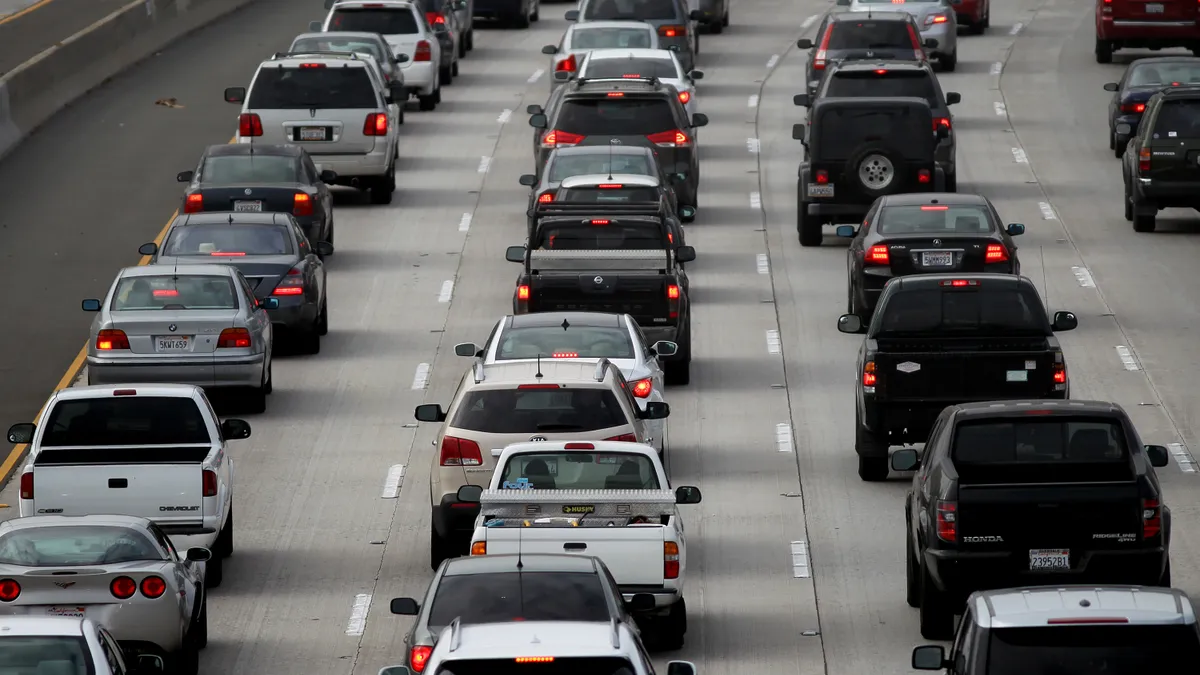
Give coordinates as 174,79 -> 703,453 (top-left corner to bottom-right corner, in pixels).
574,47 -> 701,117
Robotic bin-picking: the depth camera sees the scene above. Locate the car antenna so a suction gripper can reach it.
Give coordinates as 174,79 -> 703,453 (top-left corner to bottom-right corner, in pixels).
560,319 -> 570,331
536,354 -> 544,379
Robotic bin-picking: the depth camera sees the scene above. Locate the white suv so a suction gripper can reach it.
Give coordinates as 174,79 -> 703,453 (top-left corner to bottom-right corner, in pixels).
320,0 -> 443,110
223,52 -> 403,204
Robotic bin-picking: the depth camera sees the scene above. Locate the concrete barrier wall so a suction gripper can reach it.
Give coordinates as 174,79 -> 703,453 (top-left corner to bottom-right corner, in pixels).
0,0 -> 258,161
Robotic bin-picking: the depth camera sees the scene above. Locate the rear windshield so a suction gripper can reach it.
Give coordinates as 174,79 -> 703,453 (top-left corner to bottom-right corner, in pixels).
1152,99 -> 1200,139
816,107 -> 930,160
291,36 -> 386,63
499,451 -> 660,489
248,66 -> 378,109
583,0 -> 678,21
436,658 -> 636,675
1127,61 -> 1200,87
826,71 -> 937,107
199,155 -> 300,184
876,204 -> 993,234
536,222 -> 664,249
497,326 -> 636,360
451,388 -> 629,434
328,7 -> 419,33
569,26 -> 654,49
877,287 -> 1047,336
162,224 -> 294,257
825,21 -> 916,51
985,625 -> 1200,675
557,98 -> 677,135
584,58 -> 678,79
42,397 -> 211,446
110,275 -> 238,311
427,572 -> 610,628
548,154 -> 653,182
0,526 -> 161,566
953,419 -> 1128,464
0,638 -> 94,675
556,187 -> 660,203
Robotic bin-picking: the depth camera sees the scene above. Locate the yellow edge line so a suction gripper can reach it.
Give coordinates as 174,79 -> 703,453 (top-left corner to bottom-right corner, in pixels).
0,0 -> 55,27
0,135 -> 237,489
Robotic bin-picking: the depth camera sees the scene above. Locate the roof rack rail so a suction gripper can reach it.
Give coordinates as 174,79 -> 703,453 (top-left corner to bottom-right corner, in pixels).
534,202 -> 665,214
272,50 -> 362,60
610,615 -> 621,649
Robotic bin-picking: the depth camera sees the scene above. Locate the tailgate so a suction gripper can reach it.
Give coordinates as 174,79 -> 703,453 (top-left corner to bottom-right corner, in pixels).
1115,0 -> 1195,20
874,344 -> 1055,400
1149,139 -> 1200,183
197,186 -> 306,215
482,527 -> 667,585
530,273 -> 670,326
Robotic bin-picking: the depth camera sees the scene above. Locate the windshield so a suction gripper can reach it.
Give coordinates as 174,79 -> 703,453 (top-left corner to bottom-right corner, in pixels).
548,154 -> 653,182
1127,61 -> 1200,87
876,287 -> 1047,335
329,7 -> 419,32
291,37 -> 385,62
816,107 -> 930,160
556,187 -> 659,203
583,0 -> 678,21
1152,99 -> 1200,138
428,572 -> 610,627
199,155 -> 300,184
826,71 -> 937,107
0,526 -> 162,566
557,99 -> 676,135
876,205 -> 993,234
162,225 -> 294,256
111,275 -> 237,311
438,658 -> 636,675
569,27 -> 654,49
536,222 -> 664,249
42,396 -> 211,446
985,625 -> 1200,675
0,637 -> 94,675
450,388 -> 629,434
497,326 -> 635,360
825,21 -> 916,51
499,451 -> 659,489
247,66 -> 378,109
583,58 -> 678,79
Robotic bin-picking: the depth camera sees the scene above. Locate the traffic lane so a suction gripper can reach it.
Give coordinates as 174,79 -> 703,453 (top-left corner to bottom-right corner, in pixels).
0,0 -> 130,74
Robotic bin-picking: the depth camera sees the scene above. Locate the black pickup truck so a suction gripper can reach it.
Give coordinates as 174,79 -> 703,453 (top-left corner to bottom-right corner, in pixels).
837,274 -> 1078,481
891,399 -> 1173,640
505,203 -> 696,385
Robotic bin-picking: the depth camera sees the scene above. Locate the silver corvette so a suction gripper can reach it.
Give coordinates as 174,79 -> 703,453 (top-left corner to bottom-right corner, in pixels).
0,515 -> 210,675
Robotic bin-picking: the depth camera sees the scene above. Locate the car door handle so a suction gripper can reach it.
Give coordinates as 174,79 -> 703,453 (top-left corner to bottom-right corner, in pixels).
563,543 -> 587,551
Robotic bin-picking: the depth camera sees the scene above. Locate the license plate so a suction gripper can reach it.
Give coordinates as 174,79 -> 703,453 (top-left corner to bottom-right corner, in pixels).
234,201 -> 262,212
1006,369 -> 1028,382
299,126 -> 327,141
45,606 -> 86,618
1146,3 -> 1163,12
807,183 -> 834,197
155,337 -> 191,352
562,505 -> 595,514
1029,548 -> 1070,571
921,251 -> 954,267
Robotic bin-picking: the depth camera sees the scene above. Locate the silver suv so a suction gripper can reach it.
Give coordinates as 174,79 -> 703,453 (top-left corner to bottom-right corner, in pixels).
223,51 -> 404,204
413,359 -> 670,569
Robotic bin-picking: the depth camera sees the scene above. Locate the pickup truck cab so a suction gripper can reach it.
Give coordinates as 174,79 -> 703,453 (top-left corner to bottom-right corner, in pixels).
7,384 -> 248,587
455,440 -> 701,649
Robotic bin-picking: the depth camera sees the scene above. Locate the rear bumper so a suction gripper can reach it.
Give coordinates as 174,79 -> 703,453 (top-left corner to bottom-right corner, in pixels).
87,354 -> 265,388
950,0 -> 982,22
1135,178 -> 1200,208
807,201 -> 872,219
920,22 -> 956,53
1097,17 -> 1200,42
310,149 -> 392,180
0,603 -> 185,653
433,495 -> 480,539
619,585 -> 682,610
401,63 -> 437,93
266,297 -> 319,331
473,0 -> 522,17
695,0 -> 723,21
861,391 -> 1068,449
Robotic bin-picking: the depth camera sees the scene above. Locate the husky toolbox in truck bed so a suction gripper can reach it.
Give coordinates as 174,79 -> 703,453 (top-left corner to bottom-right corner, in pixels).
891,399 -> 1173,640
837,273 -> 1079,481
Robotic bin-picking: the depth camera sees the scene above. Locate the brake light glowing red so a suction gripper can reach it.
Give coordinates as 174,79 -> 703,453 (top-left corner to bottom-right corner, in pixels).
862,361 -> 876,387
203,470 -> 218,497
936,501 -> 957,542
940,279 -> 979,287
552,352 -> 579,358
865,244 -> 889,265
97,329 -> 130,351
814,26 -> 833,69
678,91 -> 691,104
0,579 -> 20,602
110,576 -> 137,600
140,576 -> 167,599
920,205 -> 948,210
667,284 -> 680,299
273,267 -> 304,296
926,13 -> 947,23
184,193 -> 203,213
875,69 -> 888,74
815,169 -> 829,184
562,443 -> 595,451
516,658 -> 555,664
607,92 -> 625,97
238,113 -> 264,137
518,384 -> 561,389
1053,364 -> 1066,384
659,24 -> 686,37
1121,102 -> 1146,114
517,284 -> 531,300
1139,147 -> 1151,172
631,378 -> 653,398
647,130 -> 690,147
1143,498 -> 1162,539
622,73 -> 641,78
597,184 -> 623,189
985,244 -> 1008,263
917,169 -> 931,184
210,252 -> 245,256
364,112 -> 388,136
19,473 -> 32,500
439,436 -> 483,466
410,646 -> 433,673
217,328 -> 252,348
538,192 -> 554,203
934,117 -> 951,130
152,289 -> 179,298
542,130 -> 585,147
590,219 -> 610,225
299,63 -> 326,69
606,434 -> 637,442
294,192 -> 314,216
414,40 -> 432,62
556,53 -> 577,72
425,11 -> 445,24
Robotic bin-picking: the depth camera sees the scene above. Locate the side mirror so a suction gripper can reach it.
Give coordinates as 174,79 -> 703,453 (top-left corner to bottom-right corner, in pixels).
6,423 -> 35,445
133,654 -> 165,675
679,206 -> 695,220
691,113 -> 709,128
945,91 -> 961,105
526,104 -> 543,115
379,668 -> 412,675
675,245 -> 696,263
1052,311 -> 1078,332
454,342 -> 479,357
627,593 -> 656,611
308,20 -> 323,31
220,418 -> 252,440
315,241 -> 335,257
138,242 -> 158,256
793,93 -> 809,107
674,485 -> 702,504
541,44 -> 557,54
505,245 -> 526,263
923,38 -> 936,48
669,174 -> 684,184
891,448 -> 920,472
519,174 -> 538,187
82,298 -> 102,312
176,170 -> 194,183
564,9 -> 579,19
415,404 -> 447,422
651,341 -> 678,357
262,298 -> 280,310
529,113 -> 548,129
796,38 -> 813,49
389,82 -> 406,102
835,225 -> 856,238
1103,82 -> 1119,92
641,401 -> 670,420
320,169 -> 339,183
223,87 -> 246,104
912,645 -> 948,670
689,69 -> 703,80
1116,122 -> 1132,135
1006,223 -> 1025,236
792,124 -> 805,140
553,70 -> 572,82
454,0 -> 467,8
936,127 -> 949,140
390,597 -> 420,615
688,9 -> 703,19
394,53 -> 410,64
837,314 -> 864,334
666,662 -> 697,675
185,547 -> 212,562
1145,444 -> 1170,468
456,484 -> 483,503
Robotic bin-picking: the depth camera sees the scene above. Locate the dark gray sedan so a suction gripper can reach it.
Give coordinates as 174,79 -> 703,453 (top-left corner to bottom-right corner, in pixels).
139,212 -> 332,354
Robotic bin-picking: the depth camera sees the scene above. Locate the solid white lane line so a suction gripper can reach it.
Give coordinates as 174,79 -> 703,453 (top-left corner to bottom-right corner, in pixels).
458,213 -> 472,232
1038,201 -> 1057,220
1012,148 -> 1028,163
748,94 -> 759,108
438,280 -> 454,303
345,594 -> 372,636
790,541 -> 811,578
1010,22 -> 1023,35
766,329 -> 781,354
747,137 -> 761,153
527,69 -> 545,83
766,54 -> 779,69
750,191 -> 762,209
990,62 -> 1003,75
1071,266 -> 1096,288
1169,443 -> 1197,473
757,253 -> 769,274
412,363 -> 431,389
1115,346 -> 1140,371
801,14 -> 817,29
497,109 -> 512,124
478,156 -> 492,173
776,423 -> 793,453
381,465 -> 406,498
994,101 -> 1006,116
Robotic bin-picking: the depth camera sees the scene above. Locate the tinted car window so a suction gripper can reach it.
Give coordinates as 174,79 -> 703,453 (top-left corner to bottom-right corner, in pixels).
163,224 -> 295,256
451,388 -> 628,433
1152,99 -> 1200,138
1127,62 -> 1200,87
876,205 -> 993,234
329,7 -> 419,33
497,326 -> 636,359
570,27 -> 654,49
584,58 -> 678,79
499,451 -> 660,489
877,287 -> 1047,335
42,397 -> 211,446
427,572 -> 611,627
111,275 -> 238,311
825,20 -> 915,50
953,420 -> 1127,464
557,98 -> 677,135
437,658 -> 636,675
816,107 -> 929,160
0,637 -> 94,675
200,155 -> 300,184
248,66 -> 378,109
536,222 -> 664,249
985,625 -> 1200,675
548,154 -> 654,181
825,71 -> 937,107
0,526 -> 161,566
291,37 -> 385,62
583,0 -> 678,21
557,187 -> 660,202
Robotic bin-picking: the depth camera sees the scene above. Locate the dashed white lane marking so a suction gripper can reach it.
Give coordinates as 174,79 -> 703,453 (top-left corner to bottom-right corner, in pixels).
345,594 -> 372,636
1169,443 -> 1198,473
1012,147 -> 1028,163
994,101 -> 1006,116
1010,21 -> 1023,35
478,156 -> 492,173
381,465 -> 406,498
776,423 -> 793,453
748,94 -> 759,108
527,68 -> 545,83
766,54 -> 779,69
750,191 -> 762,209
497,109 -> 512,124
412,363 -> 431,389
1115,346 -> 1140,371
801,14 -> 817,29
990,62 -> 1003,76
757,253 -> 769,274
790,541 -> 811,578
1071,266 -> 1096,288
747,137 -> 761,153
766,329 -> 781,354
1038,201 -> 1057,220
438,280 -> 454,303
458,212 -> 472,232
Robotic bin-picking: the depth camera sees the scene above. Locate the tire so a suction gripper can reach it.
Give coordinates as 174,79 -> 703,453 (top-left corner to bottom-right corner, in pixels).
440,64 -> 454,86
940,50 -> 957,72
1133,198 -> 1157,232
1095,38 -> 1113,64
905,531 -> 920,608
798,201 -> 823,247
1109,129 -> 1115,150
531,0 -> 539,21
466,29 -> 474,50
1159,559 -> 1172,587
1114,138 -> 1127,159
1123,184 -> 1133,222
371,166 -> 395,205
663,332 -> 691,386
242,383 -> 267,415
722,5 -> 729,26
981,4 -> 989,27
418,82 -> 438,110
458,36 -> 467,58
855,408 -> 889,482
215,510 -> 233,558
513,7 -> 530,27
296,317 -> 322,354
846,144 -> 906,199
709,18 -> 723,34
858,455 -> 889,482
945,170 -> 957,193
191,591 -> 209,649
657,599 -> 687,650
452,60 -> 460,76
430,525 -> 452,571
968,19 -> 984,34
317,302 -> 329,337
919,566 -> 955,640
206,555 -> 224,590
169,644 -> 200,675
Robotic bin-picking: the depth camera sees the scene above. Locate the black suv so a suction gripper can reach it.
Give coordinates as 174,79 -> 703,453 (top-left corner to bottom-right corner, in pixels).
794,97 -> 946,247
1120,84 -> 1200,233
797,60 -> 960,190
796,11 -> 933,98
527,76 -> 709,212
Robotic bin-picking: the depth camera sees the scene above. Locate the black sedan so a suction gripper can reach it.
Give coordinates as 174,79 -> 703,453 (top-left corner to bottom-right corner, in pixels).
840,193 -> 1024,321
176,143 -> 337,246
138,211 -> 332,354
1105,56 -> 1200,158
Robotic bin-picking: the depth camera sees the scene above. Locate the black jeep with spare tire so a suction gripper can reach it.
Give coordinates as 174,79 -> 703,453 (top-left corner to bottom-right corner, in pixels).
795,97 -> 949,247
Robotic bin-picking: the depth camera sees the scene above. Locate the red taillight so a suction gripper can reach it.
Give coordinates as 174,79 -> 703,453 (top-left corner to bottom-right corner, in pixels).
815,169 -> 829,184
216,328 -> 252,349
925,12 -> 948,24
1053,364 -> 1067,384
607,92 -> 624,97
538,192 -> 555,203
110,576 -> 137,600
184,193 -> 204,213
415,40 -> 432,62
439,436 -> 483,467
921,205 -> 949,210
658,24 -> 686,37
564,442 -> 595,449
814,26 -> 833,69
202,470 -> 218,497
666,284 -> 680,319
631,378 -> 653,398
293,192 -> 313,217
1139,147 -> 1151,172
985,244 -> 1008,263
1143,498 -> 1162,539
299,63 -> 326,69
541,130 -> 585,148
238,113 -> 263,137
606,434 -> 637,442
862,361 -> 876,387
517,284 -> 531,300
556,53 -> 577,72
678,91 -> 691,104
97,329 -> 130,351
936,501 -> 957,543
1121,102 -> 1146,114
590,219 -> 610,225
410,646 -> 434,673
364,112 -> 388,136
0,579 -> 19,602
865,244 -> 889,265
425,11 -> 445,24
906,23 -> 924,60
664,542 -> 680,579
667,284 -> 680,299
647,130 -> 690,147
273,267 -> 304,296
152,289 -> 179,298
917,169 -> 931,184
19,473 -> 33,500
552,352 -> 579,358
140,576 -> 166,599
940,279 -> 979,287
934,117 -> 951,131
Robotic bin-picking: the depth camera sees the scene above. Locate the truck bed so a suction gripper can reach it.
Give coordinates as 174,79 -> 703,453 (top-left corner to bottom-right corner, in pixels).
873,336 -> 1056,400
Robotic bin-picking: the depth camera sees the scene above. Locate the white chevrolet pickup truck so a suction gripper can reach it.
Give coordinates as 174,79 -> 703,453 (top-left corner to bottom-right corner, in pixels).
6,384 -> 246,587
457,440 -> 702,649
